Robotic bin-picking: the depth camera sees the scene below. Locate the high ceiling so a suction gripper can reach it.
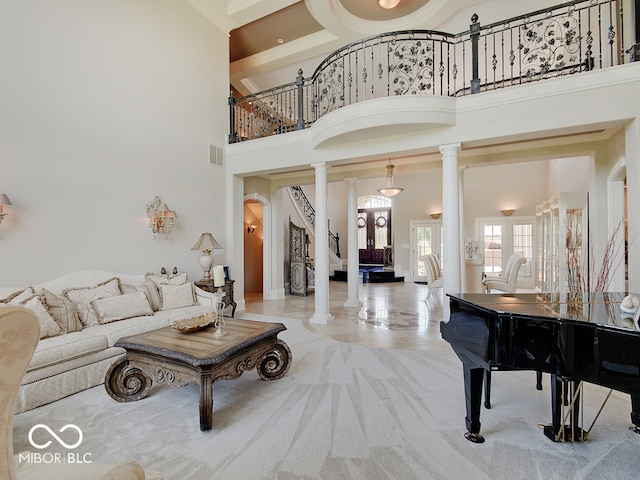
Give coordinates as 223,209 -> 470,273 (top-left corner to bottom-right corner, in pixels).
185,0 -> 471,95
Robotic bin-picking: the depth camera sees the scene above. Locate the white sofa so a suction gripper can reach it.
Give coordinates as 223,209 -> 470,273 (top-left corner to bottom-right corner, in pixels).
0,270 -> 218,414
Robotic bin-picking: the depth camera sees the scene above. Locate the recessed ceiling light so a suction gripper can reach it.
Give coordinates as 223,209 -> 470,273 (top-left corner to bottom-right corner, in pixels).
378,0 -> 401,9
277,38 -> 284,44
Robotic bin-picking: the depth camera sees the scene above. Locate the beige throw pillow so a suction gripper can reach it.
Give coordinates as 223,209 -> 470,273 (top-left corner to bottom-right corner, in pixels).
1,286 -> 36,304
159,282 -> 196,310
21,295 -> 62,339
40,288 -> 83,333
121,279 -> 162,311
145,272 -> 188,288
63,278 -> 122,327
92,292 -> 153,324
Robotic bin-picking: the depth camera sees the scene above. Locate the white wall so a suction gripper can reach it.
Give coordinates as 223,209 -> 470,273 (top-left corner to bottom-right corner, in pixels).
0,0 -> 229,286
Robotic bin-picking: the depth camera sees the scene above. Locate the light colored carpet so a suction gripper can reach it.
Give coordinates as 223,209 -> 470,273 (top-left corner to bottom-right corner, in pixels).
13,315 -> 640,479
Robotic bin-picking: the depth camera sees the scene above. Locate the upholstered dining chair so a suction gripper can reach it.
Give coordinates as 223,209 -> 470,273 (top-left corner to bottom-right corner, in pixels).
0,306 -> 162,480
482,254 -> 526,293
420,254 -> 444,301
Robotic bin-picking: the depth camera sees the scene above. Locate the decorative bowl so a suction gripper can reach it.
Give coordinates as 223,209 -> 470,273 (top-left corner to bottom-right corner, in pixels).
172,313 -> 216,333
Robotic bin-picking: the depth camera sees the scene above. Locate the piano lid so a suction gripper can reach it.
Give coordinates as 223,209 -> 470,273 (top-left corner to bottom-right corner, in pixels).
448,292 -> 640,332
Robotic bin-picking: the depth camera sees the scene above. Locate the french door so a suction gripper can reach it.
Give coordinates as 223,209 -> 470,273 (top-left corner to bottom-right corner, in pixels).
477,217 -> 535,289
358,208 -> 391,264
411,220 -> 443,282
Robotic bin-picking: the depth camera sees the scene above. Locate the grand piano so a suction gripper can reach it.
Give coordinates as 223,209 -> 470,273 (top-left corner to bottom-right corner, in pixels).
441,292 -> 640,443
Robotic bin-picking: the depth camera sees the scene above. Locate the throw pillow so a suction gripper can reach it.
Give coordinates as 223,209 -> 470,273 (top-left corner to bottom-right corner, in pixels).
40,289 -> 83,334
159,282 -> 196,310
92,292 -> 153,324
1,286 -> 35,304
145,272 -> 188,288
121,279 -> 162,311
21,295 -> 62,339
63,277 -> 122,327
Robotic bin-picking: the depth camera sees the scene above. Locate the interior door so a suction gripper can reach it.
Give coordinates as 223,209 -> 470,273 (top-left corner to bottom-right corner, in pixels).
358,208 -> 391,264
289,220 -> 307,296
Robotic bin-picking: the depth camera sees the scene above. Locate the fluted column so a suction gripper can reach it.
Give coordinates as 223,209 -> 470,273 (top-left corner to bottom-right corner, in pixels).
344,177 -> 361,308
440,143 -> 462,304
310,162 -> 333,324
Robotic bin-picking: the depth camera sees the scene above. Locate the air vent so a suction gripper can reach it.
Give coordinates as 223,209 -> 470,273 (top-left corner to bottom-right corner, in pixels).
209,145 -> 224,167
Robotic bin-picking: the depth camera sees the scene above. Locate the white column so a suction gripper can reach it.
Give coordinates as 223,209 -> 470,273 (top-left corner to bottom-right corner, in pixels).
440,143 -> 462,302
310,162 -> 333,324
459,166 -> 466,291
344,177 -> 361,308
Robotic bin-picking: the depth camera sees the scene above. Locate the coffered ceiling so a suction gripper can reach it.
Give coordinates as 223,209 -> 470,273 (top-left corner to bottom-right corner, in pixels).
185,0 -> 473,95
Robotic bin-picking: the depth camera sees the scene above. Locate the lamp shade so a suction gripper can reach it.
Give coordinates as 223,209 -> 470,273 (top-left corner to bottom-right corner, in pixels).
0,194 -> 12,205
191,232 -> 222,252
377,162 -> 404,197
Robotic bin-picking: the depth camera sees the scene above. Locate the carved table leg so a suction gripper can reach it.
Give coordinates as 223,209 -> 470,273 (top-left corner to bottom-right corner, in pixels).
257,340 -> 292,381
199,374 -> 214,431
105,357 -> 152,402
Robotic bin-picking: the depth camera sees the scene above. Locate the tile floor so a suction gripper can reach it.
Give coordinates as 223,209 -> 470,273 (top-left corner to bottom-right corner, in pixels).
243,280 -> 445,350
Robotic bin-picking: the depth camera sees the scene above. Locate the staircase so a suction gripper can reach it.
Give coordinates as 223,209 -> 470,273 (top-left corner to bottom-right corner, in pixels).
288,186 -> 343,272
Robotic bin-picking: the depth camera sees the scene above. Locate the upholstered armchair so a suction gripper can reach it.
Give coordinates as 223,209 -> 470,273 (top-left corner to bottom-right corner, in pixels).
482,254 -> 526,293
420,254 -> 444,301
0,306 -> 161,480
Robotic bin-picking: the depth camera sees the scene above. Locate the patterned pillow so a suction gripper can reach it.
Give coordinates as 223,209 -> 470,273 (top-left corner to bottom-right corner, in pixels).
159,282 -> 196,310
121,279 -> 162,311
21,295 -> 62,339
145,272 -> 188,288
40,288 -> 83,333
92,292 -> 153,324
63,278 -> 121,327
1,286 -> 35,304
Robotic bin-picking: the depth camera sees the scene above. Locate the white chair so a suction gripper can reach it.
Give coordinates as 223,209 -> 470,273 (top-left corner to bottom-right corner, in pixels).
420,254 -> 444,301
482,254 -> 526,293
0,306 -> 162,480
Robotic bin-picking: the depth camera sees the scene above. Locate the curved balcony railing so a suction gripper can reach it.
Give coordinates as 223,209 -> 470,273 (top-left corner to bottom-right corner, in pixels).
229,0 -> 629,144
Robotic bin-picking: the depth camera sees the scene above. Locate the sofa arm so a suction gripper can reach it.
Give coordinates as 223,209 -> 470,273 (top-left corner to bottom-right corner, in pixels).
194,286 -> 217,307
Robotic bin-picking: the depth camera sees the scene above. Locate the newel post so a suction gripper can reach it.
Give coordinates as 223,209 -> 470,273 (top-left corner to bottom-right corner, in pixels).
296,69 -> 305,130
228,92 -> 238,144
470,14 -> 480,94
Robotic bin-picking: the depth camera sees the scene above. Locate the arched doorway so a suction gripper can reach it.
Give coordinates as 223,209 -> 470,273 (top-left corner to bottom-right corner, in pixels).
357,194 -> 392,265
243,194 -> 270,300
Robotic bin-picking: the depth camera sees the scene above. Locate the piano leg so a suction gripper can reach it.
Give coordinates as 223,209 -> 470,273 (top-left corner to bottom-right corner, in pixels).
464,366 -> 486,443
631,394 -> 640,434
544,375 -> 585,441
484,370 -> 492,409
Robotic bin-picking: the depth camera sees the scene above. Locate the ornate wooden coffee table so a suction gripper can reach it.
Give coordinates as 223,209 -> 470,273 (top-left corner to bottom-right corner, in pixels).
104,318 -> 292,430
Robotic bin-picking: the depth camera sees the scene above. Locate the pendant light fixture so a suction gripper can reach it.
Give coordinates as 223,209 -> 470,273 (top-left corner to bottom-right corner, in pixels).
378,0 -> 402,9
377,160 -> 404,197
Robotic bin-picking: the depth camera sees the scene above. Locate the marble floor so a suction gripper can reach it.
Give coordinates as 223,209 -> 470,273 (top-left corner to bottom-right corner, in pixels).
243,281 -> 444,350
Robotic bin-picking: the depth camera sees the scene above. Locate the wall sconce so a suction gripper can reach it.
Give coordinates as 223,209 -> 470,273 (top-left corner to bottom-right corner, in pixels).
247,224 -> 256,234
430,213 -> 442,219
501,209 -> 515,217
0,194 -> 12,225
146,196 -> 177,239
191,232 -> 223,281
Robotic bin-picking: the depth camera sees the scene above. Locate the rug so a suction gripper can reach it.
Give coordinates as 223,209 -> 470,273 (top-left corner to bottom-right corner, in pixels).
13,316 -> 640,480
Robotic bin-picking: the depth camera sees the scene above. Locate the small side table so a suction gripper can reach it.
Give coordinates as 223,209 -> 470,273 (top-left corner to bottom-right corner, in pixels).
195,280 -> 236,317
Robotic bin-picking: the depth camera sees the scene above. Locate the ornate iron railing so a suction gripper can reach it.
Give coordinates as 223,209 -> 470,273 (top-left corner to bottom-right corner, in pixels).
290,186 -> 341,258
229,0 -> 628,143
